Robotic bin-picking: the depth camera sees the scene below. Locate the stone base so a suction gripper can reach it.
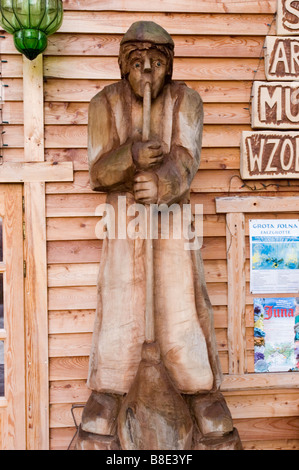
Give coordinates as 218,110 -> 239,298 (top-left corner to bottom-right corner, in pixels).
75,425 -> 121,450
192,427 -> 243,450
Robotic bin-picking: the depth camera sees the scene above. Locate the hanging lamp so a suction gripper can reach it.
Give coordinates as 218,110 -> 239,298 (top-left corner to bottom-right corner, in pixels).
0,0 -> 63,60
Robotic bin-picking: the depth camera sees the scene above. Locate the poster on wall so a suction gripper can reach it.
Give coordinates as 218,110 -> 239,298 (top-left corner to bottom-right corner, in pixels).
250,219 -> 299,293
254,297 -> 299,373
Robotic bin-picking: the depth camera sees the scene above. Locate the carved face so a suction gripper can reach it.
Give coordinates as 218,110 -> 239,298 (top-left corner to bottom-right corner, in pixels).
127,49 -> 168,99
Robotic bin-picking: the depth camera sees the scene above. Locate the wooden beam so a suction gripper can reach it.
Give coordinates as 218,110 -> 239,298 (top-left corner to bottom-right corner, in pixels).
23,55 -> 49,450
222,372 -> 299,391
0,162 -> 73,182
226,212 -> 247,374
216,196 -> 299,213
23,56 -> 44,161
57,11 -> 276,35
61,0 -> 277,14
24,181 -> 48,450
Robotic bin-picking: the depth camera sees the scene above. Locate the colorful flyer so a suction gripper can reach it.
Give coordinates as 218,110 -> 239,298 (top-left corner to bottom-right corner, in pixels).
250,219 -> 299,293
254,297 -> 299,373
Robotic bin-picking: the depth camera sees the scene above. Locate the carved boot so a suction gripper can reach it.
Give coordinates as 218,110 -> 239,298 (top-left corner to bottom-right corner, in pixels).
81,391 -> 121,436
189,390 -> 234,438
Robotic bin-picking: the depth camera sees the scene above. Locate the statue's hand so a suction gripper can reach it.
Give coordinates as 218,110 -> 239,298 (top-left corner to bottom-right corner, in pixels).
133,171 -> 158,204
132,140 -> 163,170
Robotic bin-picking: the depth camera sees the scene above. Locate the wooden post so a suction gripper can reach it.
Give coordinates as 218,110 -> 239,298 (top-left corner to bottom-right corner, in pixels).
23,55 -> 49,450
226,212 -> 247,375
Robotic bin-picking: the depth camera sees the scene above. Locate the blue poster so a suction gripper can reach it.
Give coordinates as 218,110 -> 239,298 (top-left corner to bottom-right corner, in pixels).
250,220 -> 299,293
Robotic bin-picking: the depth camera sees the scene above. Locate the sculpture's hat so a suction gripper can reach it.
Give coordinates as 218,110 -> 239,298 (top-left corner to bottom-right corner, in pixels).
120,21 -> 174,49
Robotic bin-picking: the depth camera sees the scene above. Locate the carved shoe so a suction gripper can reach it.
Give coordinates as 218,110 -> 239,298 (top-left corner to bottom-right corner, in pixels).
81,391 -> 121,436
190,391 -> 234,438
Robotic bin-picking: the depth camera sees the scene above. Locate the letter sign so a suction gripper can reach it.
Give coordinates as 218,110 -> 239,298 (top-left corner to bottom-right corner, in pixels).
277,0 -> 299,35
264,36 -> 299,80
251,81 -> 299,128
240,131 -> 299,179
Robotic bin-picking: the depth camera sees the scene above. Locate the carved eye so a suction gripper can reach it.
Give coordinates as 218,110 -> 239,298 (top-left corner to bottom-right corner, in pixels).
134,62 -> 141,68
156,61 -> 161,67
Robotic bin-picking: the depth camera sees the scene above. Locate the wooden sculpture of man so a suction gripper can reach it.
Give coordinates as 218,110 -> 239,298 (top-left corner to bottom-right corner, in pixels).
77,21 -> 242,450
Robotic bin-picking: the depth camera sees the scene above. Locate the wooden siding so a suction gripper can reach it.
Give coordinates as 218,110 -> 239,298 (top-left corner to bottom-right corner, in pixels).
1,0 -> 299,450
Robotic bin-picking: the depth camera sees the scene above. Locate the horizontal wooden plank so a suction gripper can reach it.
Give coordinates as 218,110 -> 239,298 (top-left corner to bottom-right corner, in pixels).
47,276 -> 297,312
0,78 -> 22,101
44,147 -> 241,172
49,373 -> 299,405
225,392 -> 299,419
48,389 -> 298,428
46,193 -> 107,217
48,351 -> 229,382
49,332 -> 92,358
60,0 -> 276,14
1,149 -> 24,163
46,237 -> 227,264
46,214 -> 226,241
216,196 -> 299,213
2,101 -> 23,124
47,259 -> 228,288
48,286 -> 97,311
48,328 -> 230,359
48,282 -> 229,311
45,192 -> 231,218
57,11 -> 276,36
2,101 -> 248,128
50,425 -> 299,450
1,55 -> 23,78
48,328 -> 228,360
43,101 -> 250,125
235,416 -> 299,441
48,263 -> 99,287
43,125 -> 250,149
45,169 -> 299,197
49,309 -> 96,334
1,32 -> 266,58
49,379 -> 90,404
44,79 -> 253,103
0,162 -> 73,182
47,239 -> 102,264
2,125 -> 23,147
242,439 -> 299,450
2,55 -> 265,82
44,125 -> 87,149
48,304 -> 232,335
44,56 -> 265,80
192,169 -> 299,193
49,356 -> 89,381
222,372 -> 299,391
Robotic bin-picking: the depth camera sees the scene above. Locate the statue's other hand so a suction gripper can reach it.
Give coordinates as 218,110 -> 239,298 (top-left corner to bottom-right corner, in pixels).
132,140 -> 163,170
133,171 -> 158,204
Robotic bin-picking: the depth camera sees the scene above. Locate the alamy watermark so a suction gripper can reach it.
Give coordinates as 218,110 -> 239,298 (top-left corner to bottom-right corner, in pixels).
94,196 -> 204,251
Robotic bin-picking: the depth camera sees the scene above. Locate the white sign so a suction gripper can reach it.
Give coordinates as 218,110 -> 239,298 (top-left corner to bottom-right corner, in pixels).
264,36 -> 299,80
241,131 -> 299,179
250,219 -> 299,293
251,81 -> 299,129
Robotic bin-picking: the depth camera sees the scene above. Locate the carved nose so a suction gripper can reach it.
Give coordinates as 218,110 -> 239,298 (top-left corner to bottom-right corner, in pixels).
143,56 -> 152,73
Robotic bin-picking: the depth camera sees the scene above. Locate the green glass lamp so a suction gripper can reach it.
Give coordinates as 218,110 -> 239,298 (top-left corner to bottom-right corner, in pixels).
0,0 -> 63,60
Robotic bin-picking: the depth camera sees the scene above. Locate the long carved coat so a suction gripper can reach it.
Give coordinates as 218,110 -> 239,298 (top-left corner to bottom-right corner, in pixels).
87,78 -> 223,395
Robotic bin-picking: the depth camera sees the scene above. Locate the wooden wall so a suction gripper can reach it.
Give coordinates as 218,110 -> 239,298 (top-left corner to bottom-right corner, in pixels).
1,0 -> 299,450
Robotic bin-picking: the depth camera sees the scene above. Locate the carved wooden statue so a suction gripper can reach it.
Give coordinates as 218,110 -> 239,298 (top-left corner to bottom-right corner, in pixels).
76,21 -> 242,451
